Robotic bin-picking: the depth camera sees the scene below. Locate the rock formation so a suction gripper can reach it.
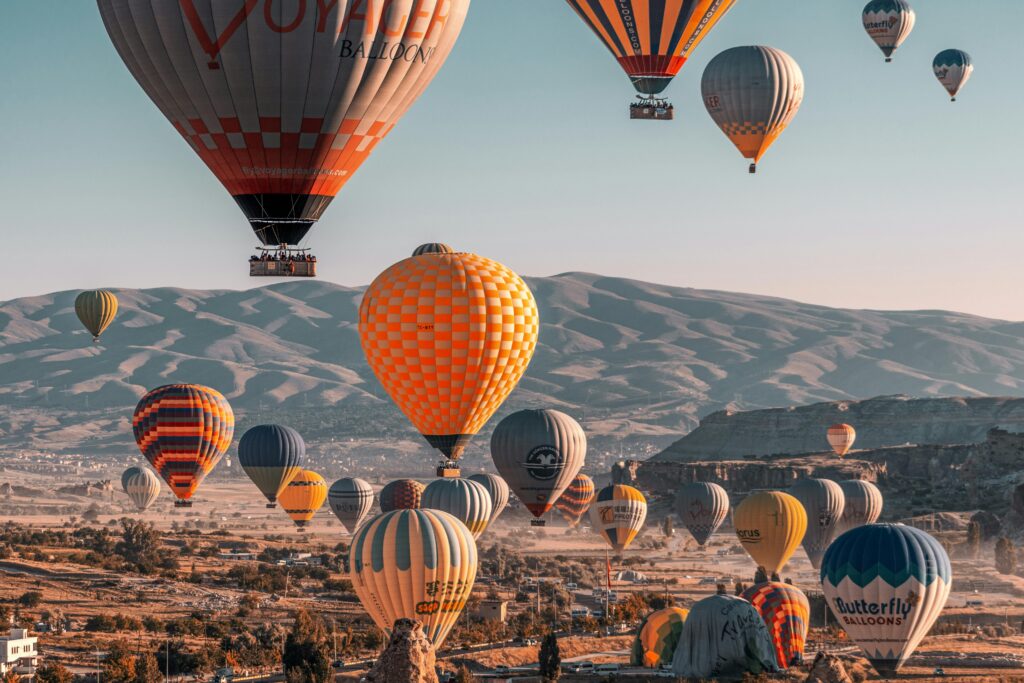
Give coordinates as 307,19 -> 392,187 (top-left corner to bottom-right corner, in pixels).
804,652 -> 853,683
363,619 -> 437,683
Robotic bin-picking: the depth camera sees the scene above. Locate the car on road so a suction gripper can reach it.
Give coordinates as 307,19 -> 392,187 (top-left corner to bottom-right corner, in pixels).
591,609 -> 604,619
567,582 -> 578,590
934,668 -> 946,677
595,663 -> 621,675
493,665 -> 511,675
568,661 -> 594,674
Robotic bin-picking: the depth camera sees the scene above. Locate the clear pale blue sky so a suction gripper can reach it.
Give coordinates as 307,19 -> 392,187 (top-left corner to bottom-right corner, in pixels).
1,2 -> 1021,317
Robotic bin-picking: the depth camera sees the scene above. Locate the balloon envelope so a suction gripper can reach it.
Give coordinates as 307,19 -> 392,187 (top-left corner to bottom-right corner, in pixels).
827,423 -> 856,457
237,425 -> 305,506
421,478 -> 493,539
467,474 -> 510,526
360,249 -> 539,465
733,491 -> 807,575
788,478 -> 845,570
590,484 -> 647,553
837,480 -> 884,535
121,466 -> 161,512
821,524 -> 951,676
97,0 -> 471,246
671,594 -> 778,678
933,49 -> 973,101
675,482 -> 729,546
380,479 -> 425,512
701,46 -> 804,170
75,290 -> 118,343
862,0 -> 915,61
563,0 -> 738,95
555,473 -> 596,527
132,384 -> 234,506
328,477 -> 374,533
349,509 -> 477,648
631,607 -> 689,668
741,582 -> 810,669
490,409 -> 586,519
278,469 -> 327,530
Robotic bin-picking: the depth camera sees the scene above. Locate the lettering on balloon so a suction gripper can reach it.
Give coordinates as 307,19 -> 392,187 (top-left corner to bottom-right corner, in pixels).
736,528 -> 762,544
523,445 -> 564,481
831,594 -> 916,627
340,39 -> 437,63
614,0 -> 642,54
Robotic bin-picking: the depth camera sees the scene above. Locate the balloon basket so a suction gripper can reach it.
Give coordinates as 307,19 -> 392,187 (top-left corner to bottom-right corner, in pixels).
436,463 -> 461,478
266,503 -> 277,509
174,500 -> 192,508
629,96 -> 674,121
530,519 -> 546,527
250,246 -> 317,277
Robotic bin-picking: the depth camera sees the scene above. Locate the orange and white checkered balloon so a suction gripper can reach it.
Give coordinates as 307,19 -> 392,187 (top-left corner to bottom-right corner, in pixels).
359,247 -> 539,462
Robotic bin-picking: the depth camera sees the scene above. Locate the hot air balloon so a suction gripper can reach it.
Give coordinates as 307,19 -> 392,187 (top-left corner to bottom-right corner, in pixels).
75,290 -> 118,343
741,582 -> 811,669
788,478 -> 845,570
827,423 -> 856,457
349,509 -> 477,648
671,593 -> 778,678
328,477 -> 374,534
490,409 -> 586,527
933,50 -> 973,102
237,425 -> 305,508
467,473 -> 510,526
278,469 -> 327,531
360,246 -> 539,477
675,482 -> 729,547
733,491 -> 807,576
630,607 -> 689,668
132,384 -> 234,507
379,479 -> 425,512
97,1 -> 472,270
563,0 -> 739,117
862,0 -> 915,62
837,480 -> 883,535
590,485 -> 647,553
555,473 -> 596,528
421,478 -> 493,539
821,524 -> 952,676
701,46 -> 804,174
121,466 -> 162,512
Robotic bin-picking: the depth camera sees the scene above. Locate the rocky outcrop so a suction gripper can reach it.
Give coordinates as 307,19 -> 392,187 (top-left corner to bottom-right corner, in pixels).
363,619 -> 437,683
804,652 -> 853,683
655,395 -> 1024,462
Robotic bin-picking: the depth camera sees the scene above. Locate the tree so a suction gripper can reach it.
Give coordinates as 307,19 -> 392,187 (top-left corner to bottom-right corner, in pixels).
18,591 -> 42,608
82,504 -> 101,522
966,521 -> 982,560
102,642 -> 137,683
452,665 -> 476,682
3,670 -> 20,683
661,517 -> 673,538
996,537 -> 1017,575
117,519 -> 175,574
753,566 -> 768,584
538,631 -> 560,682
282,610 -> 332,683
33,663 -> 73,683
133,652 -> 163,683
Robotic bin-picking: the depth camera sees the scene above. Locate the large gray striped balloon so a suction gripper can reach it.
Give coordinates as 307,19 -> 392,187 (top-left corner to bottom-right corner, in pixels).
467,473 -> 510,525
836,480 -> 883,535
421,478 -> 493,539
788,478 -> 845,569
328,477 -> 374,534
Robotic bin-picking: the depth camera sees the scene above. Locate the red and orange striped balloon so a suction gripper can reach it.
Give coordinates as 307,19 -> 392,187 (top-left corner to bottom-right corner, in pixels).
132,384 -> 234,507
827,423 -> 856,457
555,473 -> 596,527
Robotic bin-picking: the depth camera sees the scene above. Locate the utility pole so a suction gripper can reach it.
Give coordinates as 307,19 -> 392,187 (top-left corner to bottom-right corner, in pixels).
165,638 -> 169,682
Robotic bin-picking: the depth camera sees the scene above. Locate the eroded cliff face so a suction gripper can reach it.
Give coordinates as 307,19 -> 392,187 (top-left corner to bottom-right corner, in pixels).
655,395 -> 1024,462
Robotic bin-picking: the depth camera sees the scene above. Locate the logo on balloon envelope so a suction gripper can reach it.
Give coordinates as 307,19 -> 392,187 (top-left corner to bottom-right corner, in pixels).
831,594 -> 917,626
523,445 -> 564,481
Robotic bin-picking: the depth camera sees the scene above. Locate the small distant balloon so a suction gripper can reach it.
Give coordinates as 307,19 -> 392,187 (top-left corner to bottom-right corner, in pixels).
121,466 -> 161,512
328,478 -> 374,534
75,290 -> 118,343
278,469 -> 327,531
827,423 -> 856,457
862,0 -> 915,62
933,50 -> 973,102
466,473 -> 510,526
675,482 -> 729,547
788,478 -> 845,570
733,491 -> 807,576
379,479 -> 425,513
237,425 -> 305,508
590,484 -> 647,553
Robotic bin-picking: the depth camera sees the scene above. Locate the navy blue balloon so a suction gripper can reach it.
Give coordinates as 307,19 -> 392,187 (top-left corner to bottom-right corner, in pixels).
237,424 -> 306,506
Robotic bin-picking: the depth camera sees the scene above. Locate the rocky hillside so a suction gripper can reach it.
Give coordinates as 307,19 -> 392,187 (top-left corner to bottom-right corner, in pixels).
4,275 -> 1024,457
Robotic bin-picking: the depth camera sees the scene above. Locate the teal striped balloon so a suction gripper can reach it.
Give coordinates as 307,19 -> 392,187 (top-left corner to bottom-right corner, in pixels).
421,478 -> 493,539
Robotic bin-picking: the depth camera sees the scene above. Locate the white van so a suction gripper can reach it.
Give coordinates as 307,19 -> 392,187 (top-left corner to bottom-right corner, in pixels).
571,606 -> 590,618
595,663 -> 621,674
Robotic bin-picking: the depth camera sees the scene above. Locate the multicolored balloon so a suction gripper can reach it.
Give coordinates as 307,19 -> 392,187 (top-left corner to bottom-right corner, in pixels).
380,479 -> 425,513
360,246 -> 539,473
741,582 -> 810,669
121,466 -> 161,512
490,409 -> 586,525
328,477 -> 374,534
590,484 -> 647,553
671,593 -> 778,678
555,473 -> 596,528
75,290 -> 118,343
132,384 -> 234,507
827,423 -> 856,457
563,0 -> 738,98
788,478 -> 845,569
349,509 -> 477,648
278,469 -> 327,531
702,46 -> 804,173
837,480 -> 884,535
237,425 -> 305,508
97,1 -> 471,247
675,482 -> 729,546
821,524 -> 952,676
862,0 -> 915,62
421,478 -> 493,539
933,50 -> 974,102
733,491 -> 807,576
467,474 -> 510,526
631,607 -> 689,668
